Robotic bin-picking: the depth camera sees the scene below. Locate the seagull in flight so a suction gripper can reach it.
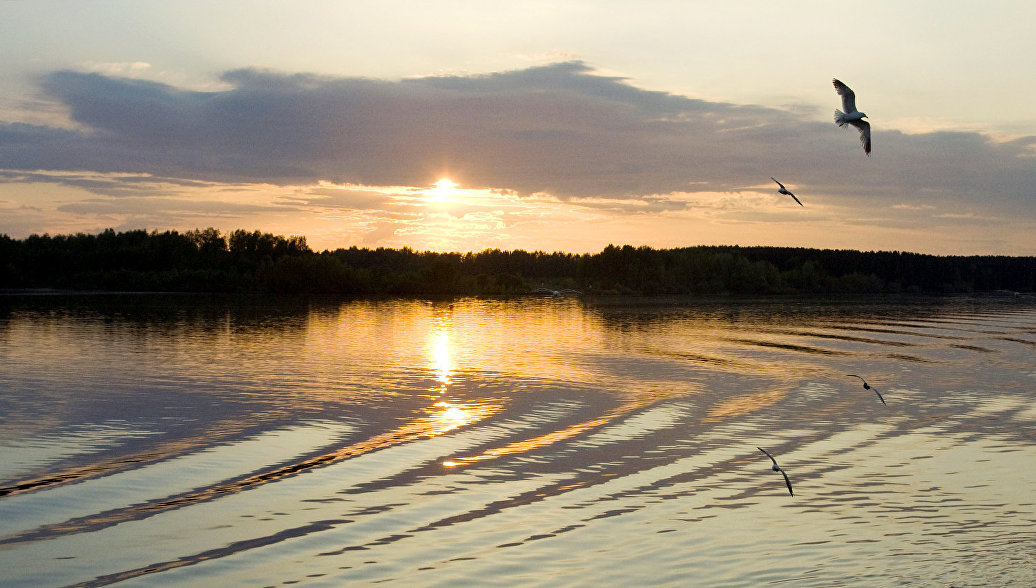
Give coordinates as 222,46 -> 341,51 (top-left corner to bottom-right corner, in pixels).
847,374 -> 886,406
832,78 -> 871,155
757,447 -> 794,496
771,177 -> 803,206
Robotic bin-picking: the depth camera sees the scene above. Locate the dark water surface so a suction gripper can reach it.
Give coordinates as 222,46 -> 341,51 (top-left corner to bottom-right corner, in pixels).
1,294 -> 1033,586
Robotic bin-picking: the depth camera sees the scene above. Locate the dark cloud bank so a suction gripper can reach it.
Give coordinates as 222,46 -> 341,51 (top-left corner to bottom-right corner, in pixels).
1,61 -> 1033,213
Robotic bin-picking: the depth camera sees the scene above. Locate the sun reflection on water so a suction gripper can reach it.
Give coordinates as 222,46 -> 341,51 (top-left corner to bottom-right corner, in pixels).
429,315 -> 453,395
432,401 -> 473,432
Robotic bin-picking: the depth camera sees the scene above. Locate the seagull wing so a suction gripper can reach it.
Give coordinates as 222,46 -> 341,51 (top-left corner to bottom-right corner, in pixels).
780,468 -> 794,496
847,374 -> 865,384
833,78 -> 857,113
789,192 -> 803,206
849,119 -> 872,155
873,388 -> 887,406
757,446 -> 778,467
771,177 -> 786,190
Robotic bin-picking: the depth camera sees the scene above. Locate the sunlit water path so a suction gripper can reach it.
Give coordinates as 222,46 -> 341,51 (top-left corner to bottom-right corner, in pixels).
1,295 -> 1033,586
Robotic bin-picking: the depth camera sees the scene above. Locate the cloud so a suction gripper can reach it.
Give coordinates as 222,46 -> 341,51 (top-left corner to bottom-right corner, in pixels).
283,185 -> 399,211
0,169 -> 212,197
0,61 -> 1032,220
363,222 -> 398,245
55,196 -> 282,217
75,61 -> 152,77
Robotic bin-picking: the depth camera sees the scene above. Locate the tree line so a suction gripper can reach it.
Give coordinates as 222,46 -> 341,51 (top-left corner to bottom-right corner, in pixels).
1,228 -> 1033,296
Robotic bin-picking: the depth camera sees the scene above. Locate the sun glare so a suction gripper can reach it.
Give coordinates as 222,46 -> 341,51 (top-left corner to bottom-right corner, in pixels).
426,177 -> 459,203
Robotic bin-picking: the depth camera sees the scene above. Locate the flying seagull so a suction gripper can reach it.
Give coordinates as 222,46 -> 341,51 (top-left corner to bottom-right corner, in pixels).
832,78 -> 871,155
757,447 -> 794,496
771,177 -> 803,206
847,374 -> 886,406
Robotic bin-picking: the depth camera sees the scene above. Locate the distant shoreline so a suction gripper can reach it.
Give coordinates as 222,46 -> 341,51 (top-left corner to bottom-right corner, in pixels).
2,229 -> 1034,296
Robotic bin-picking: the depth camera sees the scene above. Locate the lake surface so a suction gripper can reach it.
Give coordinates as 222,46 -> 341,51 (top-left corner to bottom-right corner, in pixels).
1,294 -> 1033,587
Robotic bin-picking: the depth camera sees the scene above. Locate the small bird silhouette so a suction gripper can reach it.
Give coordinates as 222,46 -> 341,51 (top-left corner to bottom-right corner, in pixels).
833,78 -> 871,155
757,447 -> 793,496
771,177 -> 803,206
847,374 -> 886,406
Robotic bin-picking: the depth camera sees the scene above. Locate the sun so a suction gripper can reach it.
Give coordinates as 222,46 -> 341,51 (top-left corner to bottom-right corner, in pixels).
426,177 -> 459,203
434,178 -> 457,191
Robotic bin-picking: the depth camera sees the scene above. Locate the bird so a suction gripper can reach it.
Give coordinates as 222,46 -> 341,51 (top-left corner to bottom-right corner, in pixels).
530,288 -> 582,297
771,177 -> 803,206
847,374 -> 886,406
832,78 -> 871,155
757,447 -> 794,496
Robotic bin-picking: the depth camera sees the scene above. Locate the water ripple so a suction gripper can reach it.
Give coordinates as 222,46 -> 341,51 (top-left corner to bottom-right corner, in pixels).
0,296 -> 1032,587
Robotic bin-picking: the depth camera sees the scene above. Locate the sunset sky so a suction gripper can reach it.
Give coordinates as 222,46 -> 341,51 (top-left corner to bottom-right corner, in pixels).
2,1 -> 1034,254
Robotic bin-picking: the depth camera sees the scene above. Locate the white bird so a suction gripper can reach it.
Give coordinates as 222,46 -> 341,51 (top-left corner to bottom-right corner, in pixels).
530,288 -> 582,297
832,78 -> 871,155
771,177 -> 803,206
847,374 -> 886,406
757,447 -> 794,496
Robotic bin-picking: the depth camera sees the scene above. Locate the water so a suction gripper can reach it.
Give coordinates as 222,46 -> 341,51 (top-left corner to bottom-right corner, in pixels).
1,294 -> 1033,587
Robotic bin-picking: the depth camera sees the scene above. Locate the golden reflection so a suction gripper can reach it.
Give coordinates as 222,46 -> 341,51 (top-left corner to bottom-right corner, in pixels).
705,386 -> 790,422
434,401 -> 473,432
13,399 -> 505,542
441,398 -> 655,468
432,328 -> 451,388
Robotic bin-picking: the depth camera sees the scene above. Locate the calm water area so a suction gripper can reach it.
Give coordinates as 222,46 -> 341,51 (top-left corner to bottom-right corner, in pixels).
1,293 -> 1034,587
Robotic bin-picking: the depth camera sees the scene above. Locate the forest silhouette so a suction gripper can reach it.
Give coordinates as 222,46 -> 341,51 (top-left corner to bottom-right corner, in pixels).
1,229 -> 1033,296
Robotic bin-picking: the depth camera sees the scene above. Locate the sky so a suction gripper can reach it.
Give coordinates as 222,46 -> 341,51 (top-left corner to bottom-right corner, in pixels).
1,1 -> 1034,255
